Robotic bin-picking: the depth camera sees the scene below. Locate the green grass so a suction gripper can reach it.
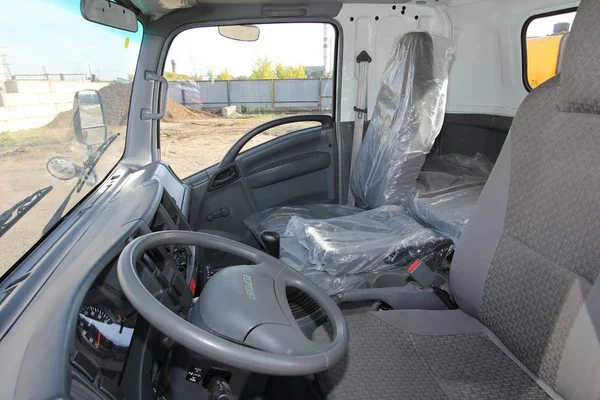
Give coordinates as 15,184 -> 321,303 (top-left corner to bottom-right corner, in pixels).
0,129 -> 70,151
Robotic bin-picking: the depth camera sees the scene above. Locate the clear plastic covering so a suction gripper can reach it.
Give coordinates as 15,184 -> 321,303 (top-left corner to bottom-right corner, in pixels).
279,237 -> 370,294
350,32 -> 454,209
244,204 -> 361,239
416,153 -> 493,194
409,153 -> 493,243
283,206 -> 453,276
409,185 -> 484,244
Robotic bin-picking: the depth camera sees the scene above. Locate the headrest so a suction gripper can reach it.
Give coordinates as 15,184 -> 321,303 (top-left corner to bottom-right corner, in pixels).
392,32 -> 435,101
559,0 -> 600,110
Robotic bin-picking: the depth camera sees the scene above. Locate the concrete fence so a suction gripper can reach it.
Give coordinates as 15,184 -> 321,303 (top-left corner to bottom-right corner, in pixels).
168,78 -> 334,112
0,80 -> 108,132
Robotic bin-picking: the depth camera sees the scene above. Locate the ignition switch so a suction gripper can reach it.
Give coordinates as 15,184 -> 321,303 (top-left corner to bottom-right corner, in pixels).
207,378 -> 234,400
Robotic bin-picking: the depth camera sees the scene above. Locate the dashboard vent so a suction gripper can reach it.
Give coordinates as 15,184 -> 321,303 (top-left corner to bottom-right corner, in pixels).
286,287 -> 321,320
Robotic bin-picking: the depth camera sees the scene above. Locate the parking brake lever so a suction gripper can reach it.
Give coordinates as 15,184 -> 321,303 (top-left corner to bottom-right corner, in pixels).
260,231 -> 280,259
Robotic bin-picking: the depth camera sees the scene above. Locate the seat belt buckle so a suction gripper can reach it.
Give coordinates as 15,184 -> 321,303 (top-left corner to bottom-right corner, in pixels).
407,259 -> 436,288
408,259 -> 459,310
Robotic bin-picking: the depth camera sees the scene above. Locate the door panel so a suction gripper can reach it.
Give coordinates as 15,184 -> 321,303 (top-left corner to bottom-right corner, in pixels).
186,125 -> 338,237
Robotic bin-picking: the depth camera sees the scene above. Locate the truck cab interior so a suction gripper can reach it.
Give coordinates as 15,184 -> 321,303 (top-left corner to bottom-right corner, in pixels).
0,0 -> 598,399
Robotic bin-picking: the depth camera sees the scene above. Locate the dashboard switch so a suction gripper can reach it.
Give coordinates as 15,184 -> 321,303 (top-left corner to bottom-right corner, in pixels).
71,351 -> 99,382
99,376 -> 123,400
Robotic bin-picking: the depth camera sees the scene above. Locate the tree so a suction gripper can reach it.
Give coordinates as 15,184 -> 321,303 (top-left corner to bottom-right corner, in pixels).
250,56 -> 276,79
207,68 -> 215,81
163,72 -> 192,81
275,63 -> 307,79
216,69 -> 233,81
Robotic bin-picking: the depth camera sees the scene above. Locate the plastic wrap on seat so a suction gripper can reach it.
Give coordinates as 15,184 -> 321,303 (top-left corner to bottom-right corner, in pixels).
408,185 -> 484,244
280,237 -> 419,295
408,153 -> 493,243
284,206 -> 453,276
350,33 -> 454,209
417,153 -> 493,194
244,204 -> 361,238
279,237 -> 366,294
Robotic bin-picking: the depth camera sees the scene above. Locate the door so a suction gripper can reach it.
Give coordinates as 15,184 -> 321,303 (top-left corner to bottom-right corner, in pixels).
159,22 -> 339,239
185,115 -> 338,237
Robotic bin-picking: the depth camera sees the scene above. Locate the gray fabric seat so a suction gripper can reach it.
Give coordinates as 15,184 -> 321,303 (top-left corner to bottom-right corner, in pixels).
313,1 -> 600,398
245,32 -> 454,288
314,311 -> 554,399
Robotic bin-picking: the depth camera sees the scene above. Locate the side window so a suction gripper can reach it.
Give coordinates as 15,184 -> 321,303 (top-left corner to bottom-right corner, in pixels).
161,23 -> 336,178
524,10 -> 576,90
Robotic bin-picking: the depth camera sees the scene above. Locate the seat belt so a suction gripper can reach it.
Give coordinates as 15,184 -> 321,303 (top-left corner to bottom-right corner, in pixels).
408,259 -> 458,310
348,50 -> 372,205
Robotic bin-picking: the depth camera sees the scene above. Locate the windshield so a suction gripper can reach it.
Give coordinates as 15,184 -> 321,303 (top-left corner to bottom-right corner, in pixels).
0,0 -> 143,277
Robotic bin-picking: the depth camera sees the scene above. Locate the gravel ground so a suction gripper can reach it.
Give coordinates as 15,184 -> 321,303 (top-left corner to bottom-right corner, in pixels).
0,113 -> 317,276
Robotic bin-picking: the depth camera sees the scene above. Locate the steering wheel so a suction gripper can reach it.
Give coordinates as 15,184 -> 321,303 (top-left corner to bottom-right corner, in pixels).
117,231 -> 349,376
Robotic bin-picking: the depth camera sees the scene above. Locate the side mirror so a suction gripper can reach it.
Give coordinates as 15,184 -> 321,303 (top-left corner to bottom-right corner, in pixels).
73,89 -> 107,146
218,25 -> 260,42
46,156 -> 79,180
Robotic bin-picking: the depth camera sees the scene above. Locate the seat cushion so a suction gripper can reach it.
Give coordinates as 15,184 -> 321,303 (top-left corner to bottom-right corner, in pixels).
244,204 -> 361,239
284,205 -> 451,275
313,310 -> 557,400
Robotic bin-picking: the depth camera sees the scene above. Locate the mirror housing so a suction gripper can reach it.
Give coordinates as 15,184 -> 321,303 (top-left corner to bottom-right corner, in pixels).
73,90 -> 108,146
218,25 -> 260,42
46,156 -> 78,181
81,0 -> 138,33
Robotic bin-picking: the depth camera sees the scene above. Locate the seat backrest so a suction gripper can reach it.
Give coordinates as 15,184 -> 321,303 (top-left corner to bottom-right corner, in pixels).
350,32 -> 453,209
451,1 -> 600,397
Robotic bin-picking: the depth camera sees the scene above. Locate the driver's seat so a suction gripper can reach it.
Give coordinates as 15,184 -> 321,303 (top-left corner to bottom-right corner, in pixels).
313,1 -> 600,398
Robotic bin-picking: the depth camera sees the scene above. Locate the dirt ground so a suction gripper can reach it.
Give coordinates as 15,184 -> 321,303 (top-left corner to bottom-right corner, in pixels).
0,112 -> 317,276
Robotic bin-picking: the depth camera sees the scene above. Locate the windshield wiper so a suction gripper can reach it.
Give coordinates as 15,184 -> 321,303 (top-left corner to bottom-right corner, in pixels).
75,133 -> 120,193
42,133 -> 120,235
0,186 -> 53,239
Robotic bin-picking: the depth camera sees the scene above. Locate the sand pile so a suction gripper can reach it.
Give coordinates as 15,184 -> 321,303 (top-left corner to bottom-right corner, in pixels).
46,82 -> 133,129
163,100 -> 216,121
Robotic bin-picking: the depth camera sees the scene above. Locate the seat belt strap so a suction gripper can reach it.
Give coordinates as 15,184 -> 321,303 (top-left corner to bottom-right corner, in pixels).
348,50 -> 372,205
408,260 -> 458,310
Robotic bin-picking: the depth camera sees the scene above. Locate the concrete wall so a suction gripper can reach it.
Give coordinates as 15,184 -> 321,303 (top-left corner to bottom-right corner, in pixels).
0,81 -> 108,132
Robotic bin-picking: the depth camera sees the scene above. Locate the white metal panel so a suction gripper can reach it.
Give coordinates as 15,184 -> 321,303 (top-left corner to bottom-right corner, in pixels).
335,3 -> 452,122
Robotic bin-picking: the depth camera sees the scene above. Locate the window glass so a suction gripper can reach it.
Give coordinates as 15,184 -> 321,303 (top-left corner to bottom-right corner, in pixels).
525,10 -> 576,89
0,0 -> 143,277
162,23 -> 335,178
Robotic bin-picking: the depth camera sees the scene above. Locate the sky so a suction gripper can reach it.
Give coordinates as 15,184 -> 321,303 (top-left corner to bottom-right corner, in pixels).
526,12 -> 576,38
0,0 -> 143,80
166,24 -> 335,78
0,0 -> 575,81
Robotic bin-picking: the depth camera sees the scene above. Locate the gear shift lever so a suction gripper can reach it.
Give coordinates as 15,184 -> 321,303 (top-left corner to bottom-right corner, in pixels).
260,231 -> 280,259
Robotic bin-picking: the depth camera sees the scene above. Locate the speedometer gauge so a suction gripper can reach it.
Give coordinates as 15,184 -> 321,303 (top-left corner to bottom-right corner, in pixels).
80,305 -> 113,325
77,305 -> 117,355
77,305 -> 133,360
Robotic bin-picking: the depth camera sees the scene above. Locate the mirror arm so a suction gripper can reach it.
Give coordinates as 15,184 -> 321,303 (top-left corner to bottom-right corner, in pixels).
141,71 -> 169,120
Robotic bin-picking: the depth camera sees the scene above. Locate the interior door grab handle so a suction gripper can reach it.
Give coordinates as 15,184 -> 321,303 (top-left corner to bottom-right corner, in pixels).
207,208 -> 230,222
209,165 -> 240,190
219,115 -> 333,166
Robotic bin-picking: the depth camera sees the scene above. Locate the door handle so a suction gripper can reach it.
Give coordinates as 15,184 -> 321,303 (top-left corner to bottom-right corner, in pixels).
209,165 -> 240,190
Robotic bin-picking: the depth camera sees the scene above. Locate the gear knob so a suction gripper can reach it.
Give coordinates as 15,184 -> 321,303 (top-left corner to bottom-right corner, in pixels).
260,231 -> 280,259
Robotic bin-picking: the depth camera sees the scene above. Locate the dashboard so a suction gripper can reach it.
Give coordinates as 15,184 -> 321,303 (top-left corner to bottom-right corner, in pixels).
0,162 -> 199,400
71,185 -> 199,399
